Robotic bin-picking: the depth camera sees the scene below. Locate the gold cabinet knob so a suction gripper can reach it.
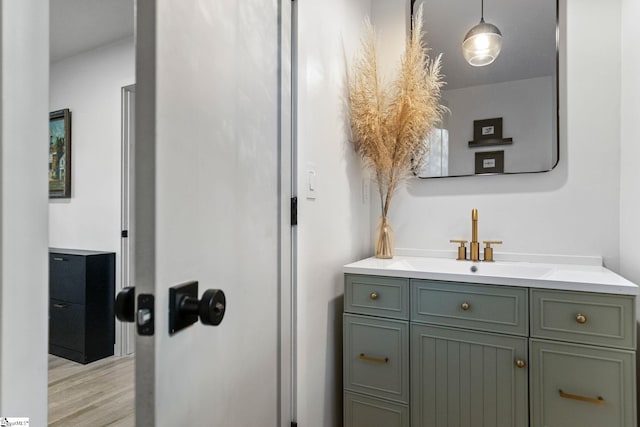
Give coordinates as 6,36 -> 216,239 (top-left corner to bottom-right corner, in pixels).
461,302 -> 470,311
370,292 -> 378,300
576,313 -> 587,324
515,359 -> 527,369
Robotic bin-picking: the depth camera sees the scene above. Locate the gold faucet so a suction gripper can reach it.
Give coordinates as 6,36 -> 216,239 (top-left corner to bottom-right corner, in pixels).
470,209 -> 480,261
450,209 -> 503,261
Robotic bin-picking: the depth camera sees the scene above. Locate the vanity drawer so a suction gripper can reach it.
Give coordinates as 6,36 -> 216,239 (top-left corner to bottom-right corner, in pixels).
344,392 -> 409,427
530,339 -> 636,427
344,314 -> 409,403
345,275 -> 409,320
530,289 -> 636,350
411,280 -> 528,335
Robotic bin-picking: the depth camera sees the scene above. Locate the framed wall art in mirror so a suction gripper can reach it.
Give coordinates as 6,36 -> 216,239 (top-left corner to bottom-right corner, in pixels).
49,108 -> 72,198
411,0 -> 559,178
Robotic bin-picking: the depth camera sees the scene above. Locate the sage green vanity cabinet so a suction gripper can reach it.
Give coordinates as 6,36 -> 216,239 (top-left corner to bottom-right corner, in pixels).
343,273 -> 637,427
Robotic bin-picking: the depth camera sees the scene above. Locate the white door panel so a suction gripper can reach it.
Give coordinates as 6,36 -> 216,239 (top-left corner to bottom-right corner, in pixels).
135,0 -> 289,425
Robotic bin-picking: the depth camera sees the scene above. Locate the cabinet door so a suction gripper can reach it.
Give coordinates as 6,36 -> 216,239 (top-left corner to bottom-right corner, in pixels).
411,324 -> 528,427
530,339 -> 636,427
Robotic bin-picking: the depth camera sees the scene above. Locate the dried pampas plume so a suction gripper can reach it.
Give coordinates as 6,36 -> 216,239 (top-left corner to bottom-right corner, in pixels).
349,4 -> 446,218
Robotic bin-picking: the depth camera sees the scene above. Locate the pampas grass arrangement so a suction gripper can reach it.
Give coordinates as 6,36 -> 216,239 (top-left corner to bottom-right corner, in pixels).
349,5 -> 446,258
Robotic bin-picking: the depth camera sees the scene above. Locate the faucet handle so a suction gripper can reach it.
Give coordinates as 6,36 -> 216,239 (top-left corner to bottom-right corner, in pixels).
482,240 -> 503,262
450,239 -> 468,261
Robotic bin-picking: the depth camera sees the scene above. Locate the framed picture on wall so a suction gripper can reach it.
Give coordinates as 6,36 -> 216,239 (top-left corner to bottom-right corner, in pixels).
475,150 -> 504,174
468,117 -> 513,148
49,109 -> 72,198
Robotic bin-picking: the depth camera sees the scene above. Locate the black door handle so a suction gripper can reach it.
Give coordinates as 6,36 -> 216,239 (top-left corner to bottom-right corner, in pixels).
115,286 -> 136,322
169,281 -> 226,334
180,289 -> 226,326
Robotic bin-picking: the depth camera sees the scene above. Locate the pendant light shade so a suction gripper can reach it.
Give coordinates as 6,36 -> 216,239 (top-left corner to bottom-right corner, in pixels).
462,0 -> 502,67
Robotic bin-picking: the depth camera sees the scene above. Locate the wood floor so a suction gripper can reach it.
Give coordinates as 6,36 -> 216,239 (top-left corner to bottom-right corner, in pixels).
48,354 -> 134,427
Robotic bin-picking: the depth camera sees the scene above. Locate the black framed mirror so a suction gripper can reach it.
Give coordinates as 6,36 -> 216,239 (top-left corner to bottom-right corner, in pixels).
411,0 -> 559,178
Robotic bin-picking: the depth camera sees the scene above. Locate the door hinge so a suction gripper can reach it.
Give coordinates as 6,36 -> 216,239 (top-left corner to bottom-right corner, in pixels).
291,197 -> 298,226
121,230 -> 128,238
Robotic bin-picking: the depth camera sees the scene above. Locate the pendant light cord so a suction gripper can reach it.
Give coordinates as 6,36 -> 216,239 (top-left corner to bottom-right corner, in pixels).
481,0 -> 484,21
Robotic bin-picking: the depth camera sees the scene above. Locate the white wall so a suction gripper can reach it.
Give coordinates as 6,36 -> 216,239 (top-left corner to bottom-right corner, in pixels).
297,0 -> 400,425
443,76 -> 554,175
618,1 -> 640,405
49,37 -> 135,351
385,0 -> 623,271
371,0 -> 410,82
619,0 -> 640,286
0,1 -> 49,424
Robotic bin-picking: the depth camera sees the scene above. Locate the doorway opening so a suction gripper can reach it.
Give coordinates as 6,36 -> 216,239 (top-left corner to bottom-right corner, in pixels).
48,0 -> 135,424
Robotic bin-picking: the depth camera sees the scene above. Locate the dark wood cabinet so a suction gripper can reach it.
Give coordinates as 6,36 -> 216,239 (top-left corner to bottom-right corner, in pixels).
49,248 -> 115,364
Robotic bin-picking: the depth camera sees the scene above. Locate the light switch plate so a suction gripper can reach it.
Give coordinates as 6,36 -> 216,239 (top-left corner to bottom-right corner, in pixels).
306,169 -> 317,200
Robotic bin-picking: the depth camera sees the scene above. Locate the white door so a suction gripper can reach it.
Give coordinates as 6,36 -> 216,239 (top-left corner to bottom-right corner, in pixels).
133,1 -> 292,426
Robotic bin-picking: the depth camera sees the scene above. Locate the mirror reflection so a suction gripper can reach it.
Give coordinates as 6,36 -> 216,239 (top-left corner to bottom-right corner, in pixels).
413,0 -> 558,178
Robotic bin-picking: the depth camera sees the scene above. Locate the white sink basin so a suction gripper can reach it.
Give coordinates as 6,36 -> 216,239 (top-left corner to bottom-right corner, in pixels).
386,257 -> 554,279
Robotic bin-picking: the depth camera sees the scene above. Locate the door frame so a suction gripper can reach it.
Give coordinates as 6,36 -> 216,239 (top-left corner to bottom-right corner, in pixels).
280,0 -> 295,424
120,84 -> 136,356
0,1 -> 50,424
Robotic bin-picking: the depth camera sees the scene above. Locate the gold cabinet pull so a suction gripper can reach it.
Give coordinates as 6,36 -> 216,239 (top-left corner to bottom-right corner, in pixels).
461,302 -> 470,311
359,353 -> 389,364
369,292 -> 378,300
559,389 -> 604,405
515,359 -> 527,369
576,313 -> 588,324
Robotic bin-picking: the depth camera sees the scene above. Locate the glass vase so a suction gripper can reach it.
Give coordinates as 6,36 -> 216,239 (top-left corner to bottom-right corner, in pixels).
375,216 -> 394,259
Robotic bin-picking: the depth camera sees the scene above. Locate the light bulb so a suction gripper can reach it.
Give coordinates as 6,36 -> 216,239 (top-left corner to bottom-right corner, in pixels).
462,20 -> 502,67
474,34 -> 490,50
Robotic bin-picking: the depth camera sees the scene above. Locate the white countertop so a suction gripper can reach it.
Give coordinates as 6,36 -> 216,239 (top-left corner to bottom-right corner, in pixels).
344,256 -> 639,295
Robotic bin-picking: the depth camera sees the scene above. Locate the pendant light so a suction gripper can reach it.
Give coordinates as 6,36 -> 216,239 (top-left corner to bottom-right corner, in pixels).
462,0 -> 502,67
